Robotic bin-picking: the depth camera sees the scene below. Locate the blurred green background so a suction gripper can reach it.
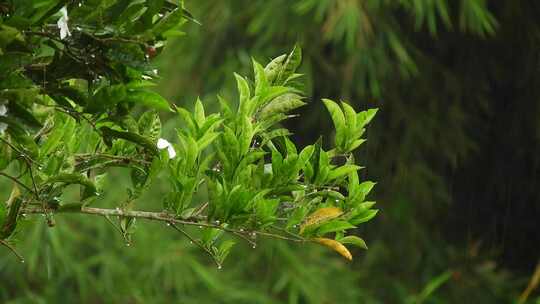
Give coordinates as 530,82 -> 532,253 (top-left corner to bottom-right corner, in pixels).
2,1 -> 540,303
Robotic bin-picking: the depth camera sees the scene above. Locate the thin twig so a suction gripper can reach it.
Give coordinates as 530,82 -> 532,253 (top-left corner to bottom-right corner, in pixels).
0,239 -> 24,263
75,153 -> 151,165
26,163 -> 40,200
0,172 -> 35,194
0,137 -> 38,165
168,222 -> 221,268
231,231 -> 257,248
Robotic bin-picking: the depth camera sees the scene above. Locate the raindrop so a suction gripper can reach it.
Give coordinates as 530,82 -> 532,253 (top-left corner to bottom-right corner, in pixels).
239,228 -> 244,232
152,69 -> 159,75
115,207 -> 120,212
90,54 -> 96,58
158,13 -> 164,18
189,241 -> 193,244
252,244 -> 257,249
94,192 -> 101,197
76,26 -> 82,31
125,242 -> 131,247
145,54 -> 150,60
21,213 -> 27,218
38,166 -> 43,170
78,2 -> 83,7
20,259 -> 25,264
215,220 -> 220,225
166,223 -> 171,226
217,265 -> 222,270
335,199 -> 339,203
198,225 -> 203,229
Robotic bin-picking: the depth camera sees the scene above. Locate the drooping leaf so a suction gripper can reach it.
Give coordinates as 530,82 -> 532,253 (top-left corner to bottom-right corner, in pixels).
338,235 -> 368,250
313,237 -> 352,261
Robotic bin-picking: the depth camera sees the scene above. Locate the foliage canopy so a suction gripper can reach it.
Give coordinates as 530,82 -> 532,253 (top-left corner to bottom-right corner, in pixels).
0,1 -> 377,267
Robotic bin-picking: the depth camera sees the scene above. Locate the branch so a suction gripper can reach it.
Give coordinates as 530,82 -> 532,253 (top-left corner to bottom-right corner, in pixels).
0,239 -> 25,263
20,206 -> 307,243
0,172 -> 35,194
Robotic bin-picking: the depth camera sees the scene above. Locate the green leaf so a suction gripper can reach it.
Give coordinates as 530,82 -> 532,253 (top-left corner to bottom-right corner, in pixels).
45,173 -> 98,200
152,8 -> 186,36
347,139 -> 366,152
41,114 -> 69,155
199,114 -> 223,136
316,220 -> 356,236
138,110 -> 161,141
252,58 -> 268,96
264,54 -> 287,84
322,99 -> 347,150
341,102 -> 357,144
117,1 -> 147,27
100,127 -> 159,155
175,106 -> 197,135
416,271 -> 453,304
338,235 -> 368,250
328,165 -> 362,181
125,89 -> 171,111
259,93 -> 305,119
197,132 -> 219,151
276,44 -> 302,85
194,97 -> 206,127
349,209 -> 378,225
260,128 -> 292,146
0,197 -> 22,239
357,108 -> 378,130
217,240 -> 236,263
234,73 -> 251,115
358,181 -> 376,198
87,84 -> 126,113
239,116 -> 253,156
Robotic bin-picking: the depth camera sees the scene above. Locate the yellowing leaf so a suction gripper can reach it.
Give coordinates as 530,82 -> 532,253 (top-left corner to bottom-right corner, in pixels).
313,237 -> 352,261
300,207 -> 343,234
6,183 -> 21,208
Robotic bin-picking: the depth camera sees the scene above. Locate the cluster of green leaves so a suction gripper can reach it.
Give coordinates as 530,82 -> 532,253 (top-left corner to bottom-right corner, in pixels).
151,2 -> 534,303
160,46 -> 379,263
0,1 -> 378,265
0,0 -> 192,242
